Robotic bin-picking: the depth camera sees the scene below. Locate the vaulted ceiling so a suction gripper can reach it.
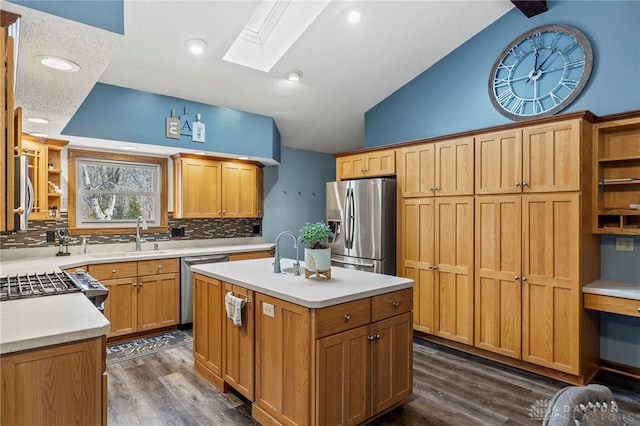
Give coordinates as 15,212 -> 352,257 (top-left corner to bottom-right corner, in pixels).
4,1 -> 515,155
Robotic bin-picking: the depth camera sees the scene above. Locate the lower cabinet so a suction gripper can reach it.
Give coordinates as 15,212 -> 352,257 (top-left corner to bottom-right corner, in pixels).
88,258 -> 180,339
253,288 -> 413,426
223,282 -> 254,400
1,336 -> 107,426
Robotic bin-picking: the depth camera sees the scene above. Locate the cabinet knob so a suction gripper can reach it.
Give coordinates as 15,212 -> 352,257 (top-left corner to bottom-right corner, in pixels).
374,334 -> 381,341
515,276 -> 520,281
112,269 -> 116,273
133,283 -> 137,287
344,315 -> 351,322
432,265 -> 438,270
433,186 -> 439,191
158,265 -> 162,269
515,182 -> 520,187
139,282 -> 143,287
522,277 -> 527,282
218,210 -> 222,214
367,336 -> 376,342
637,307 -> 640,312
223,210 -> 227,214
392,302 -> 400,309
522,181 -> 528,187
429,187 -> 434,192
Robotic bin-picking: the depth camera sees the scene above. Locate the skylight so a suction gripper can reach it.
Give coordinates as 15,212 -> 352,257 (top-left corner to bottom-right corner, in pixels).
223,0 -> 331,72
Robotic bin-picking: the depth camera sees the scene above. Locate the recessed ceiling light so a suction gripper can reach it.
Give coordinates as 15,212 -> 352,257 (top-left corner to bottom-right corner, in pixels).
347,7 -> 364,24
121,146 -> 138,151
35,55 -> 80,72
27,117 -> 49,124
30,132 -> 49,138
186,39 -> 207,55
287,70 -> 303,82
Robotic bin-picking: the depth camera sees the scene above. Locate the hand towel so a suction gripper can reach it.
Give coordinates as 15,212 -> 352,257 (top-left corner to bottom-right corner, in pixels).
225,291 -> 245,327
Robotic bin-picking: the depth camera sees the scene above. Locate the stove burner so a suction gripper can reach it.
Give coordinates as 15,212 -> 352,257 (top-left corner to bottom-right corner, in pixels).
0,272 -> 82,301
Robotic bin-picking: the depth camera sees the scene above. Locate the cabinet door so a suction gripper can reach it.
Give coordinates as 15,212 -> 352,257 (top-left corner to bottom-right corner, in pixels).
475,129 -> 523,194
370,312 -> 413,416
102,277 -> 138,338
179,158 -> 222,218
522,194 -> 580,374
222,162 -> 258,217
365,149 -> 396,177
396,144 -> 434,197
137,273 -> 179,332
336,154 -> 365,180
435,137 -> 474,196
193,274 -> 224,379
223,283 -> 254,400
522,120 -> 581,193
316,325 -> 370,426
474,196 -> 522,358
1,337 -> 104,426
21,137 -> 47,219
434,197 -> 474,345
399,198 -> 435,334
254,293 -> 311,426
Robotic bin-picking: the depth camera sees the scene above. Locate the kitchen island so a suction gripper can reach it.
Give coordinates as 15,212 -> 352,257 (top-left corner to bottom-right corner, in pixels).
191,258 -> 414,426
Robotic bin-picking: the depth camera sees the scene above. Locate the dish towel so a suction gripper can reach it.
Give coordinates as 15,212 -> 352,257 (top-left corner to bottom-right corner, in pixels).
225,292 -> 246,327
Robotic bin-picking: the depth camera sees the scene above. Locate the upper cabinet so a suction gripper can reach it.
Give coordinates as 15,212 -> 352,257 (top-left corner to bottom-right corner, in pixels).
172,154 -> 262,219
592,114 -> 640,234
336,149 -> 395,180
476,119 -> 586,195
20,134 -> 68,220
397,137 -> 474,198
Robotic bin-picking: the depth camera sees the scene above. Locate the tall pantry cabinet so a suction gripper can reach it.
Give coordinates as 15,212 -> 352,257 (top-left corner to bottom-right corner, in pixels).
391,112 -> 602,384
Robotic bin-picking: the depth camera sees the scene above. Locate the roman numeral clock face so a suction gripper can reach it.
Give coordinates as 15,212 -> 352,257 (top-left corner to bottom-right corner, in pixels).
489,24 -> 593,121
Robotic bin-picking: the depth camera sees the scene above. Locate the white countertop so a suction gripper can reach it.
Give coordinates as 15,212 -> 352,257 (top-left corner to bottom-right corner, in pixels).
192,258 -> 413,308
0,293 -> 110,354
583,279 -> 640,300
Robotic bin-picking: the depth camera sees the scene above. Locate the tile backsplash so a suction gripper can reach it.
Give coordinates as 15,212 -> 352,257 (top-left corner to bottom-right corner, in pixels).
0,213 -> 262,250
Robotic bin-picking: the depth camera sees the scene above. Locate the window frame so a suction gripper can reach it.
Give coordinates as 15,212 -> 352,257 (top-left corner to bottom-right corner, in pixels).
67,149 -> 168,235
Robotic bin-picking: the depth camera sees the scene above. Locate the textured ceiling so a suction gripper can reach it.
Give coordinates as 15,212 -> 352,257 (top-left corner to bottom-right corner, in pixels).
5,1 -> 514,156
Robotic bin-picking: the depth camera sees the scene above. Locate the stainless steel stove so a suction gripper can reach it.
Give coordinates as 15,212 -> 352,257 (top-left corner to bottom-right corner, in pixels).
0,270 -> 109,309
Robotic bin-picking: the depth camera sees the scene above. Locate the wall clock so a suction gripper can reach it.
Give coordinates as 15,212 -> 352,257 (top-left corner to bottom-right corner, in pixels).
488,24 -> 593,121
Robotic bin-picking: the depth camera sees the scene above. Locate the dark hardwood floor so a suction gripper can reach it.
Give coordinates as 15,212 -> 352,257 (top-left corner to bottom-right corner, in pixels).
107,338 -> 640,426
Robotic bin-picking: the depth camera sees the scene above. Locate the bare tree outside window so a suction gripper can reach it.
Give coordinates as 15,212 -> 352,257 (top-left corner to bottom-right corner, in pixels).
77,158 -> 159,225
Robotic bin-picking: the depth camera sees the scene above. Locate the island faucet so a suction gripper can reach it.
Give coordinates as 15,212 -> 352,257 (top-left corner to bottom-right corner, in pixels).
274,231 -> 300,274
135,215 -> 148,252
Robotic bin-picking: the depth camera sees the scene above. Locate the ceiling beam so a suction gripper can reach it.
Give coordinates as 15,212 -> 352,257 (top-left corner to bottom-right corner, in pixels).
511,1 -> 548,18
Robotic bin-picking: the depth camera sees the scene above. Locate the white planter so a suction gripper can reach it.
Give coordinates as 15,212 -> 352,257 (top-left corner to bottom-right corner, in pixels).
304,248 -> 331,272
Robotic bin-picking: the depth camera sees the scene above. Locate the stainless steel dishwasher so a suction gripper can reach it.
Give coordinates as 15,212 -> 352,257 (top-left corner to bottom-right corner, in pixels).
180,254 -> 229,327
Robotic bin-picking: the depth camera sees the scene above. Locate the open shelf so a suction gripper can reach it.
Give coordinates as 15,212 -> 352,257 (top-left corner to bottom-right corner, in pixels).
593,115 -> 640,235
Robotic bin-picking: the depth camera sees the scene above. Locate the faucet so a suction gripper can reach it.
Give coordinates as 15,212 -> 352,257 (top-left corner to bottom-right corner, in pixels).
135,215 -> 148,252
274,231 -> 300,274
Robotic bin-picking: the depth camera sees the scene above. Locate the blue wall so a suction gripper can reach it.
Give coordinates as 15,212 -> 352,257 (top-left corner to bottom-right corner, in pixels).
365,1 -> 640,147
263,147 -> 336,261
365,0 -> 640,369
64,83 -> 281,163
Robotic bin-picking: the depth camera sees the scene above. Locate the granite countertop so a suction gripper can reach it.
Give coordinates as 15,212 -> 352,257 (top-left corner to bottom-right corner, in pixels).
583,279 -> 640,301
192,257 -> 414,308
0,293 -> 110,354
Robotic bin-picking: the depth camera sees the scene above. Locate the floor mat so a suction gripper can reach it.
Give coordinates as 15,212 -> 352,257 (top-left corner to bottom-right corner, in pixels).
106,329 -> 192,365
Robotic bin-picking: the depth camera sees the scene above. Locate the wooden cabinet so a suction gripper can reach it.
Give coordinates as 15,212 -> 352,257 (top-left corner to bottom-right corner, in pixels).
19,134 -> 68,220
172,154 -> 262,218
399,196 -> 474,345
228,250 -> 272,261
396,137 -> 474,197
223,282 -> 254,400
336,149 -> 395,180
193,273 -> 224,388
1,336 -> 106,426
592,114 -> 640,234
475,119 -> 585,195
88,258 -> 179,339
253,289 -> 412,426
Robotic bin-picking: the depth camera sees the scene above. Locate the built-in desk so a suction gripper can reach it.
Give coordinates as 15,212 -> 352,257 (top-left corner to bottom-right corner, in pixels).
583,280 -> 640,317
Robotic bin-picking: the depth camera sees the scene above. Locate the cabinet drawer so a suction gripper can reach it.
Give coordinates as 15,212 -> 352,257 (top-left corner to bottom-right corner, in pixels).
88,262 -> 137,280
315,298 -> 371,339
371,288 -> 413,322
228,251 -> 272,261
584,293 -> 640,317
137,258 -> 179,276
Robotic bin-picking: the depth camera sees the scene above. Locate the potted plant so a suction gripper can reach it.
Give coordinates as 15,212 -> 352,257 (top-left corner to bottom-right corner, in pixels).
298,222 -> 333,274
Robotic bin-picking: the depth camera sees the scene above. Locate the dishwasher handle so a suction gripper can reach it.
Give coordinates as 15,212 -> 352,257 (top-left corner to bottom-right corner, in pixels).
182,254 -> 229,265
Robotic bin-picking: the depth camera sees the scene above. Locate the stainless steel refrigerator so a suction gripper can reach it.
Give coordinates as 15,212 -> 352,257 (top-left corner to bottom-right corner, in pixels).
326,177 -> 396,274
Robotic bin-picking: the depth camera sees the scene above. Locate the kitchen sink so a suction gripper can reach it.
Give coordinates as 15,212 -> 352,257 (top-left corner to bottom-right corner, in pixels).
89,250 -> 167,259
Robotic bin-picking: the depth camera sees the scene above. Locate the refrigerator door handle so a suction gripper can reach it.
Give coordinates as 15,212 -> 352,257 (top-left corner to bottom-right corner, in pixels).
348,187 -> 355,250
344,188 -> 352,249
331,258 -> 375,268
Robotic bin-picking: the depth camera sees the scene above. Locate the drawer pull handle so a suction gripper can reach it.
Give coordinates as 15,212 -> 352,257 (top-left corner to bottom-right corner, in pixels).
344,315 -> 351,322
392,302 -> 400,309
